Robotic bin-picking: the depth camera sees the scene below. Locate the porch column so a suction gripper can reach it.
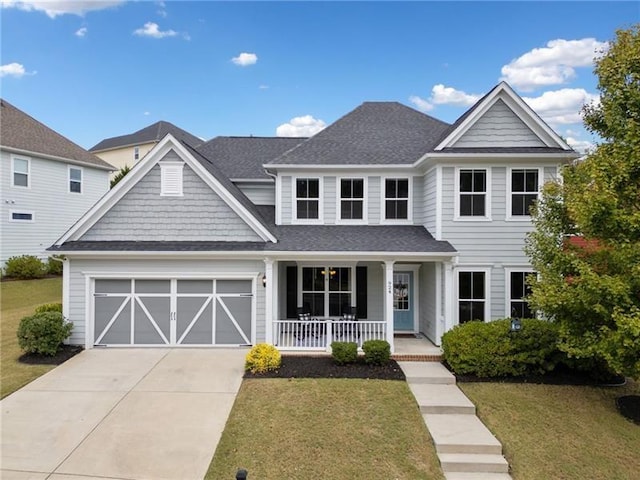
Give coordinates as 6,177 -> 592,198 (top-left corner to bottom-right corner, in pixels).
384,260 -> 395,352
443,261 -> 455,337
264,258 -> 274,344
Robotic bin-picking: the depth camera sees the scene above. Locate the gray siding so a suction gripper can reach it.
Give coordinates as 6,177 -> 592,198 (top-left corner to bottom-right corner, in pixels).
235,182 -> 275,206
453,100 -> 546,148
81,155 -> 262,242
280,175 -> 292,224
419,262 -> 437,343
423,170 -> 438,234
413,176 -> 424,225
0,150 -> 110,264
368,176 -> 381,224
324,176 -> 336,224
364,261 -> 383,321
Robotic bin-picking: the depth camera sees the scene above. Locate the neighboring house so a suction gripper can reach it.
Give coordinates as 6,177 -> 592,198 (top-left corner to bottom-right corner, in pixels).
49,82 -> 579,351
89,121 -> 203,177
0,99 -> 114,266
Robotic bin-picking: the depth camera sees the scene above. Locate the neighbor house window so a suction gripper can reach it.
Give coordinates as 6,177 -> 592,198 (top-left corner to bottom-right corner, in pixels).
69,167 -> 82,193
511,169 -> 539,216
509,271 -> 535,318
301,266 -> 352,317
459,169 -> 486,217
160,162 -> 184,196
134,146 -> 140,161
10,211 -> 34,222
458,271 -> 486,323
385,178 -> 409,220
296,178 -> 320,220
12,157 -> 30,188
340,178 -> 364,220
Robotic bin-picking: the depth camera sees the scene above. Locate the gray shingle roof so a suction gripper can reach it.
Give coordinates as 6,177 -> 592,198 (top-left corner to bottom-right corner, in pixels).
267,102 -> 451,166
0,99 -> 114,170
195,136 -> 305,180
90,121 -> 203,152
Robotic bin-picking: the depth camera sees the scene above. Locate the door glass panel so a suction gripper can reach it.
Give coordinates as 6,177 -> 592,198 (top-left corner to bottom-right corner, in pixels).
393,273 -> 410,310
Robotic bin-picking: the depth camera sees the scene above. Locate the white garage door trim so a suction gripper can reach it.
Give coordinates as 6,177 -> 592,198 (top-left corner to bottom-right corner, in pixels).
86,273 -> 258,349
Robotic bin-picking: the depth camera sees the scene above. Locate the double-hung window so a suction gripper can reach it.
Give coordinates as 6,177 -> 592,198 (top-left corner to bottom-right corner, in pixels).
12,157 -> 30,188
458,271 -> 486,323
385,178 -> 409,220
459,169 -> 486,217
296,178 -> 320,220
509,271 -> 535,318
69,167 -> 82,193
340,178 -> 364,221
301,266 -> 352,317
511,169 -> 539,216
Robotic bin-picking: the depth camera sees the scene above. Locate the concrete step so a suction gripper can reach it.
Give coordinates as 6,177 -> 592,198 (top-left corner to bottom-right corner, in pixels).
445,472 -> 513,480
408,383 -> 476,414
424,414 -> 502,454
439,453 -> 509,473
398,361 -> 455,384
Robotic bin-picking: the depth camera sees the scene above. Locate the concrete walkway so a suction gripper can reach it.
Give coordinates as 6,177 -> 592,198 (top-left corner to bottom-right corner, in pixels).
1,348 -> 247,480
399,362 -> 513,480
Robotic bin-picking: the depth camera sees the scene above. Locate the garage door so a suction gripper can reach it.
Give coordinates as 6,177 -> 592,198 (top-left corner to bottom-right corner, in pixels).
93,278 -> 253,346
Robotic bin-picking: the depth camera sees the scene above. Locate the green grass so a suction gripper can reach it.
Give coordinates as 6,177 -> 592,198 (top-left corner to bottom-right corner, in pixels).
1,277 -> 62,398
459,380 -> 640,480
206,378 -> 445,480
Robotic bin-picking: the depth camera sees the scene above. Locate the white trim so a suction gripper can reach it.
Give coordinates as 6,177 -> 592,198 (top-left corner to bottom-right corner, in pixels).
335,176 -> 368,224
4,146 -> 113,171
264,163 -> 414,170
505,166 -> 543,221
393,264 -> 420,333
435,166 -> 442,240
291,176 -> 323,224
454,166 -> 492,221
504,267 -> 535,318
11,154 -> 30,189
85,276 -> 93,349
454,267 -> 492,325
275,174 -> 282,225
380,175 -> 413,225
9,210 -> 35,222
68,165 -> 83,194
160,161 -> 184,197
264,259 -> 274,343
435,262 -> 443,344
383,260 -> 395,352
62,258 -> 70,320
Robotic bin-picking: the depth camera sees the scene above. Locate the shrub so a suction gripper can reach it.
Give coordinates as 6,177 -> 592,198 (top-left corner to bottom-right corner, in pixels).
4,255 -> 46,279
35,303 -> 63,314
442,318 -> 562,377
46,258 -> 63,276
363,340 -> 391,365
17,312 -> 73,356
245,343 -> 281,374
331,341 -> 358,365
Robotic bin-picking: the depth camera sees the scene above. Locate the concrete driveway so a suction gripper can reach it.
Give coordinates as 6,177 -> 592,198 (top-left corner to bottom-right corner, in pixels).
1,348 -> 247,480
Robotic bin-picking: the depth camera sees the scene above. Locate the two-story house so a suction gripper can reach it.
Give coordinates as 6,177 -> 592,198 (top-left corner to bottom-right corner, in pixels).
49,82 -> 579,351
0,99 -> 114,266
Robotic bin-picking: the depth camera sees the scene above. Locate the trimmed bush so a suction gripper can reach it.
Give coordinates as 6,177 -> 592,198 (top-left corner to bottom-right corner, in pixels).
46,258 -> 63,276
16,312 -> 73,356
363,340 -> 391,365
331,341 -> 358,365
245,343 -> 281,374
4,255 -> 46,279
35,303 -> 63,314
442,318 -> 562,377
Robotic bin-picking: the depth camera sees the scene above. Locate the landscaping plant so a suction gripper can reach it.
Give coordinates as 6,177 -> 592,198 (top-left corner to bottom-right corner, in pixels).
4,255 -> 47,279
16,311 -> 73,356
330,341 -> 358,365
245,343 -> 281,374
362,340 -> 391,365
35,303 -> 63,314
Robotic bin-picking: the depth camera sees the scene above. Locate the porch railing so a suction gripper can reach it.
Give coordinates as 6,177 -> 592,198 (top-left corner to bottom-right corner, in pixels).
273,319 -> 387,351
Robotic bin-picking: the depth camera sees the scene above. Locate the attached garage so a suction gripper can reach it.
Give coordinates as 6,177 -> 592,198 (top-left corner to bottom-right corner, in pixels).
91,277 -> 255,347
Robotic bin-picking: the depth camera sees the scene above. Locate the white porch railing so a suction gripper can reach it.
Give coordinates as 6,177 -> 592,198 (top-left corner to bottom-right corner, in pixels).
273,319 -> 387,351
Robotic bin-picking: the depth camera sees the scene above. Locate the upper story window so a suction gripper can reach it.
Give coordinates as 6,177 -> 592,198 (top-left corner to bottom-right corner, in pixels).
510,169 -> 540,216
296,178 -> 320,220
385,178 -> 409,220
69,167 -> 82,193
134,146 -> 140,161
340,178 -> 364,221
459,169 -> 486,217
12,157 -> 30,188
160,162 -> 184,196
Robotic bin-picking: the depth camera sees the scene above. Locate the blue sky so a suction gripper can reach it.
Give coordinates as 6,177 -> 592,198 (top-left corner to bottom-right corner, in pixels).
1,1 -> 637,152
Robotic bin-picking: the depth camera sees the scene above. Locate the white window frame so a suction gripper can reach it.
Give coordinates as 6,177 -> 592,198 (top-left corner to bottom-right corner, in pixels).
504,267 -> 536,318
454,167 -> 492,221
68,165 -> 83,194
11,155 -> 31,189
292,176 -> 323,224
336,176 -> 367,224
297,264 -> 356,317
134,146 -> 140,161
160,162 -> 184,197
381,176 -> 413,224
506,167 -> 543,221
455,267 -> 491,325
9,210 -> 35,222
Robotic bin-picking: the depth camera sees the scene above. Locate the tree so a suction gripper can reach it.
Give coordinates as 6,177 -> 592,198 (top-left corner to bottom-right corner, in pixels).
525,25 -> 640,379
110,165 -> 131,188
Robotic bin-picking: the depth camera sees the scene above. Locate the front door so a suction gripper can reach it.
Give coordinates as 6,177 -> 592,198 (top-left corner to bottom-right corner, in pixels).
393,272 -> 414,331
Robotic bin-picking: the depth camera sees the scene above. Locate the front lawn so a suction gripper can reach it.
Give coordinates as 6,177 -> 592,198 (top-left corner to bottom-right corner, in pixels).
206,378 -> 444,480
0,278 -> 62,398
459,381 -> 640,480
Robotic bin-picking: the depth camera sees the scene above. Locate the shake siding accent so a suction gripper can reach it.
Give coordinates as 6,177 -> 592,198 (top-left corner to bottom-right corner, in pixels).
280,176 -> 292,224
66,258 -> 265,345
413,176 -> 424,225
368,176 -> 381,224
423,171 -> 437,232
453,100 -> 546,148
0,151 -> 110,264
80,158 -> 262,242
235,182 -> 275,206
419,262 -> 437,342
324,176 -> 336,224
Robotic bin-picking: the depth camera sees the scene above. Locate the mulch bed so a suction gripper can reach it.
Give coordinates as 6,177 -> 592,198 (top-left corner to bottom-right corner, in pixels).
18,345 -> 83,365
616,395 -> 640,425
244,355 -> 406,380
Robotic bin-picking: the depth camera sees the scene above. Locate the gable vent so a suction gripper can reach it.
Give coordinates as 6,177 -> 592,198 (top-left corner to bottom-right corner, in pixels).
160,162 -> 184,196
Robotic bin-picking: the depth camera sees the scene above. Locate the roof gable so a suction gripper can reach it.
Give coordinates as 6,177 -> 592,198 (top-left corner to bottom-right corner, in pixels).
89,121 -> 203,152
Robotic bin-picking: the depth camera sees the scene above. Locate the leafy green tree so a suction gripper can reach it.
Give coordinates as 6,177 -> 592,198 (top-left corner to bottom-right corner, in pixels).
525,25 -> 640,379
110,165 -> 131,188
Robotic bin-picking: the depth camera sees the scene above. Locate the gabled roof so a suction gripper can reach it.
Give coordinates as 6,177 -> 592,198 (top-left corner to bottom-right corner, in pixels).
195,136 -> 305,180
0,99 -> 114,170
266,102 -> 451,166
89,121 -> 203,152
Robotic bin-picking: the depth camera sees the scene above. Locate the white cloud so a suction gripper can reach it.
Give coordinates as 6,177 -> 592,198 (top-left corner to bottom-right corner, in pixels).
523,88 -> 599,126
566,137 -> 595,154
259,84 -> 269,90
133,22 -> 177,39
276,115 -> 326,137
1,1 -> 122,18
500,38 -> 608,91
408,95 -> 433,112
144,111 -> 150,116
0,62 -> 35,78
430,84 -> 480,106
232,52 -> 258,66
157,0 -> 167,17
75,27 -> 87,37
